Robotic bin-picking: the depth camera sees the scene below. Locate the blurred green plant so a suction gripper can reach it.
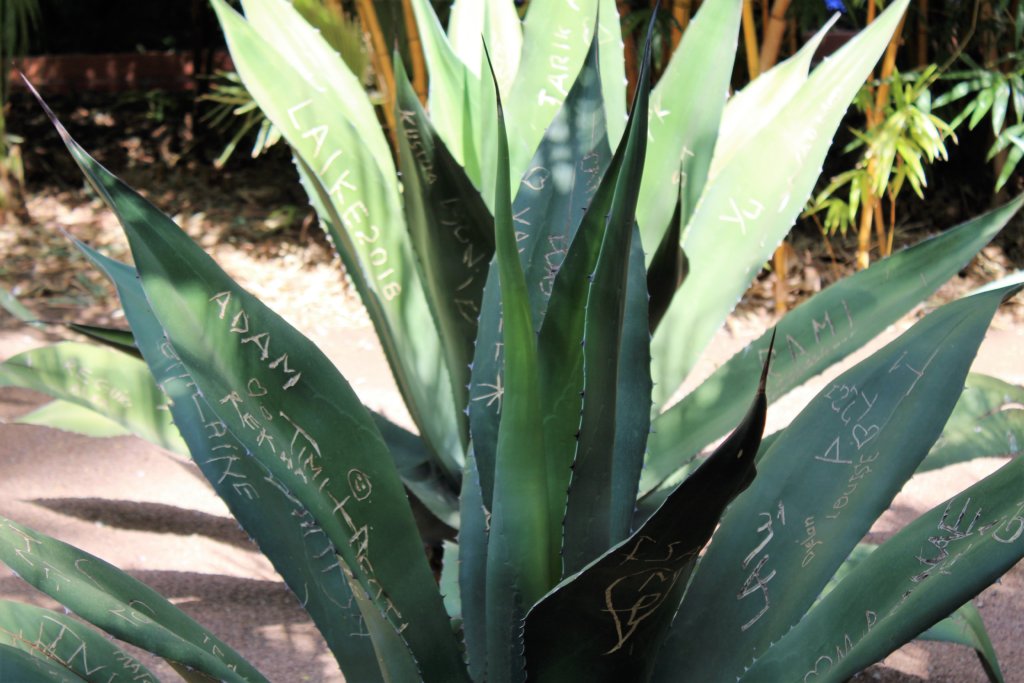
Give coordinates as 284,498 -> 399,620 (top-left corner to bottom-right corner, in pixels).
2,1 -> 1024,681
0,0 -> 40,215
808,65 -> 956,257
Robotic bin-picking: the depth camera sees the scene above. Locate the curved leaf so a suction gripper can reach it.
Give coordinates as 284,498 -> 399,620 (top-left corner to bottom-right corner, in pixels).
653,285 -> 1020,681
213,0 -> 464,479
0,342 -> 186,454
40,99 -> 469,682
742,456 -> 1024,682
484,56 -> 555,683
0,642 -> 86,683
395,58 -> 495,450
469,32 -> 613,507
636,0 -> 742,262
0,517 -> 265,682
650,0 -> 912,408
0,600 -> 158,682
74,243 -> 389,682
643,195 -> 1024,492
524,347 -> 769,682
919,373 -> 1024,473
560,24 -> 654,575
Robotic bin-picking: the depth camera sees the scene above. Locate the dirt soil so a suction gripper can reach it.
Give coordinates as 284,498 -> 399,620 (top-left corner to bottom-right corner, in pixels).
1,93 -> 1023,682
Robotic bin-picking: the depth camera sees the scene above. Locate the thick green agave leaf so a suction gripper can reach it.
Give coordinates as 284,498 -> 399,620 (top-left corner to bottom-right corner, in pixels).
483,55 -> 556,683
0,600 -> 157,682
238,0 -> 393,178
0,517 -> 265,682
919,373 -> 1024,473
558,23 -> 653,575
741,455 -> 1024,682
0,342 -> 187,454
65,323 -> 140,357
523,345 -> 769,682
458,447 -> 489,681
0,642 -> 86,682
469,32 -> 613,507
708,15 -> 838,178
650,0 -> 912,408
395,58 -> 495,451
819,545 -> 1004,682
74,243 -> 389,682
40,99 -> 468,683
635,0 -> 741,262
213,0 -> 465,480
408,0 -> 483,182
643,195 -> 1024,493
14,398 -> 132,438
653,285 -> 1021,682
504,0 -> 625,183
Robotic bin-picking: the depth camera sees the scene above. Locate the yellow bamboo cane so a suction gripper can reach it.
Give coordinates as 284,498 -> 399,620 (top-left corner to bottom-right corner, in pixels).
354,0 -> 398,153
401,0 -> 428,103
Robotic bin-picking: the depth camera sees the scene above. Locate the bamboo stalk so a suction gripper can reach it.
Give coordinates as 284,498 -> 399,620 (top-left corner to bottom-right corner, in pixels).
401,0 -> 428,104
671,0 -> 693,49
354,0 -> 398,153
916,0 -> 929,66
741,0 -> 760,79
759,0 -> 793,71
855,8 -> 907,269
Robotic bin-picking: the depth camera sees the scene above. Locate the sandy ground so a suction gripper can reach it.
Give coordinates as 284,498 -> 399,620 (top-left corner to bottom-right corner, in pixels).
1,251 -> 1022,682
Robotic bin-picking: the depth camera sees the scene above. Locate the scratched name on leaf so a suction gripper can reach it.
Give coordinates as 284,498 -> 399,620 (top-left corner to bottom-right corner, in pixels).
601,535 -> 693,654
286,99 -> 401,301
736,503 -> 786,631
812,346 -> 940,525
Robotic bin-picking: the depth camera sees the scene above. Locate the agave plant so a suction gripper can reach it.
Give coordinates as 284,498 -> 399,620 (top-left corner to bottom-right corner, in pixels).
1,0 -> 1024,681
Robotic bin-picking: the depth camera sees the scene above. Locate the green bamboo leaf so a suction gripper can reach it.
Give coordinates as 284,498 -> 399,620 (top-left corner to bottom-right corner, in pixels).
39,103 -> 468,682
918,373 -> 1024,473
14,398 -> 132,438
741,456 -> 1024,682
0,600 -> 158,682
643,195 -> 1024,493
73,242 -> 390,682
0,342 -> 187,454
918,602 -> 1004,683
560,22 -> 653,574
483,50 -> 556,682
636,0 -> 742,262
468,33 -> 613,507
408,0 -> 482,180
504,0 -> 609,183
650,0 -> 912,408
395,58 -> 495,449
0,642 -> 86,682
524,349 -> 769,682
0,517 -> 265,682
213,0 -> 465,479
653,285 -> 1020,682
